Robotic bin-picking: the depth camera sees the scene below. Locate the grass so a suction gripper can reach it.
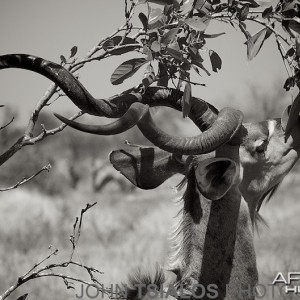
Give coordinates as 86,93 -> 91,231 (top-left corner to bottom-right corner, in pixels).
254,173 -> 300,300
0,172 -> 300,300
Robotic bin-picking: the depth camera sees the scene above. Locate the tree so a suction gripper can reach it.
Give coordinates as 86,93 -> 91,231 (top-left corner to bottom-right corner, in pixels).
1,0 -> 300,180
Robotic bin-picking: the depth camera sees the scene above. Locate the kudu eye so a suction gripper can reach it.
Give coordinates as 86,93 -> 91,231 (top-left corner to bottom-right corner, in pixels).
256,140 -> 267,153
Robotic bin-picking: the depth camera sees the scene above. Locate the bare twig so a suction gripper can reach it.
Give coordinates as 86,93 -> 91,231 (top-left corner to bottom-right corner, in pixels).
124,140 -> 145,147
24,111 -> 84,146
72,44 -> 143,66
0,203 -> 119,300
45,91 -> 66,107
22,247 -> 59,279
0,1 -> 140,168
176,76 -> 206,87
0,163 -> 51,192
275,34 -> 293,77
69,202 -> 97,261
0,117 -> 14,131
212,12 -> 291,46
0,111 -> 83,168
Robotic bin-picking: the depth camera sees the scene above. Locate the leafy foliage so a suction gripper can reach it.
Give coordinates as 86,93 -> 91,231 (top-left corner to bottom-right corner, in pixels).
3,0 -> 300,189
106,0 -> 300,107
111,58 -> 147,85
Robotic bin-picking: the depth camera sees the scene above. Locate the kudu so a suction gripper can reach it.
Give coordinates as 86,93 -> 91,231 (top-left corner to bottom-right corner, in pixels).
1,54 -> 300,300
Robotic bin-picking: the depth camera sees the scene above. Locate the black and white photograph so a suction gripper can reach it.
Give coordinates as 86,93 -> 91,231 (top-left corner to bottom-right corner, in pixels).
0,1 -> 300,299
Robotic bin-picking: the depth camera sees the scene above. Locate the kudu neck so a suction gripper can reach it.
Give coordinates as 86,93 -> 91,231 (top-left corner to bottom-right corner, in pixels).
174,146 -> 258,300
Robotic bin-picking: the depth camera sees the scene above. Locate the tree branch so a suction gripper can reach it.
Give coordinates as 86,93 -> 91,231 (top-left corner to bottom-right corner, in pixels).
0,116 -> 14,131
0,203 -> 119,300
0,1 -> 140,168
23,111 -> 84,146
0,111 -> 83,167
246,17 -> 291,46
0,163 -> 51,192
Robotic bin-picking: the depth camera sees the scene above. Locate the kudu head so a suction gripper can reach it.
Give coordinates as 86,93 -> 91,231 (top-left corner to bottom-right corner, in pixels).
1,54 -> 300,300
239,114 -> 300,214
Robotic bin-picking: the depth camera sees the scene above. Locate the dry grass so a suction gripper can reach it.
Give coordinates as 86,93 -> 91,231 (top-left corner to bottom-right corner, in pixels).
0,173 -> 299,300
254,173 -> 300,300
0,176 -> 181,300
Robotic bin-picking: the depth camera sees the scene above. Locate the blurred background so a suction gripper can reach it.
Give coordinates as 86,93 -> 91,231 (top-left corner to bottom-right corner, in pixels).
0,1 -> 300,299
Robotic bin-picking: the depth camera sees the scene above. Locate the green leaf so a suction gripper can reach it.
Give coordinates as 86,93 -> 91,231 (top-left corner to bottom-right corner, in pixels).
167,42 -> 180,52
147,0 -> 174,4
165,47 -> 183,60
209,50 -> 222,72
149,7 -> 163,24
143,46 -> 153,61
239,0 -> 260,8
191,60 -> 211,76
246,28 -> 267,61
182,82 -> 192,118
103,36 -> 139,55
158,63 -> 169,87
111,58 -> 147,85
165,47 -> 191,67
288,20 -> 300,35
191,65 -> 201,77
139,13 -> 148,31
148,8 -> 165,30
256,0 -> 272,7
281,1 -> 299,18
164,4 -> 174,15
148,20 -> 165,31
283,93 -> 300,139
238,21 -> 250,40
177,78 -> 183,90
283,77 -> 295,91
285,47 -> 296,58
142,64 -> 156,89
161,28 -> 178,46
110,46 -> 140,56
281,105 -> 290,131
265,24 -> 273,40
181,61 -> 191,71
70,46 -> 78,58
157,75 -> 169,87
178,0 -> 194,14
188,46 -> 204,63
202,32 -> 226,38
239,4 -> 249,21
17,294 -> 28,300
296,39 -> 300,56
198,1 -> 213,14
184,18 -> 207,32
60,55 -> 67,64
262,6 -> 273,18
151,40 -> 161,52
103,36 -> 137,50
194,0 -> 206,9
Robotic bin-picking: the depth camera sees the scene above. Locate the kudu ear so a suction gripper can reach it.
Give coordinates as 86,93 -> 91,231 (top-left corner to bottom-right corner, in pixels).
195,158 -> 238,201
109,147 -> 185,190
